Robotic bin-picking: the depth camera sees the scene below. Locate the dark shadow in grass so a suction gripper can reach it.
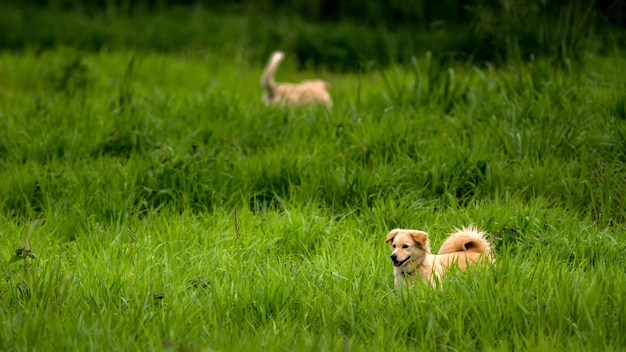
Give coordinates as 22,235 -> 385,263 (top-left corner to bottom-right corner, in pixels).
248,162 -> 301,212
2,180 -> 45,218
0,140 -> 6,162
133,146 -> 228,215
92,130 -> 151,158
425,158 -> 489,206
46,50 -> 92,96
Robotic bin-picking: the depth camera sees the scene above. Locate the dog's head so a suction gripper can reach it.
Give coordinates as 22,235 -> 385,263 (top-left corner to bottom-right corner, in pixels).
385,229 -> 430,268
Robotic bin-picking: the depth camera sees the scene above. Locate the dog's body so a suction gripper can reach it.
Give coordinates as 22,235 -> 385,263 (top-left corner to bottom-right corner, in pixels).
385,226 -> 493,288
261,51 -> 333,108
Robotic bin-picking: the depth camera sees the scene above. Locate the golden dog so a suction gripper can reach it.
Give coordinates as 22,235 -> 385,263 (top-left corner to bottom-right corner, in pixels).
385,226 -> 493,288
261,51 -> 333,108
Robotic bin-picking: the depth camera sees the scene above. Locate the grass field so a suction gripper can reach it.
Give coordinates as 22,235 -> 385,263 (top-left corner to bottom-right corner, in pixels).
1,36 -> 626,350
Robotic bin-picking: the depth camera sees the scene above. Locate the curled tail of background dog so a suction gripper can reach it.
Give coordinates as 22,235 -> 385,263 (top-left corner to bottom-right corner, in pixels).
437,225 -> 493,260
261,51 -> 285,97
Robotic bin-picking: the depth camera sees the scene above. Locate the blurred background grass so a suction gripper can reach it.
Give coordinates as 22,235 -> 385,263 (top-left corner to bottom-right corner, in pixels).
2,0 -> 624,69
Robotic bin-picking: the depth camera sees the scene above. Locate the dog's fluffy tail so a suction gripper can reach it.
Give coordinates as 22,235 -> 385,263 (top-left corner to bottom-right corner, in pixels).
261,51 -> 285,95
437,225 -> 492,259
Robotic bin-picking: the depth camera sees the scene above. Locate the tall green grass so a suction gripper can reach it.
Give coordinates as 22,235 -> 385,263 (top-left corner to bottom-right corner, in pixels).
1,45 -> 626,350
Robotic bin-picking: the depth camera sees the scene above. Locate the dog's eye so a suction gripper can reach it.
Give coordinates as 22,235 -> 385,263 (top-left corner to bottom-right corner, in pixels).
392,244 -> 396,248
402,244 -> 409,249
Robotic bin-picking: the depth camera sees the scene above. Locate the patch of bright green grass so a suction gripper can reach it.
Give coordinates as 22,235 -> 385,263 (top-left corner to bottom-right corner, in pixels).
1,48 -> 626,350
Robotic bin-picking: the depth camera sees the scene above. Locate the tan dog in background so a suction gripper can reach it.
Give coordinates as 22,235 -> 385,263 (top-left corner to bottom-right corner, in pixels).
385,226 -> 493,288
261,51 -> 333,108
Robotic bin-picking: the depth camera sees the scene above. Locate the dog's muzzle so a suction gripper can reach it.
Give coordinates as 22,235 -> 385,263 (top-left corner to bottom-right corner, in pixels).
390,253 -> 410,267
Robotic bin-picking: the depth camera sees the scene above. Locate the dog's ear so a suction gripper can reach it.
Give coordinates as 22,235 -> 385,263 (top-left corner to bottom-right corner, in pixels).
409,230 -> 429,246
385,229 -> 399,243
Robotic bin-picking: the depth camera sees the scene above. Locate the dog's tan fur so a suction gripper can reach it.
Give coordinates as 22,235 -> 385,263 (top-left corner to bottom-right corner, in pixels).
385,226 -> 493,288
261,51 -> 333,108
